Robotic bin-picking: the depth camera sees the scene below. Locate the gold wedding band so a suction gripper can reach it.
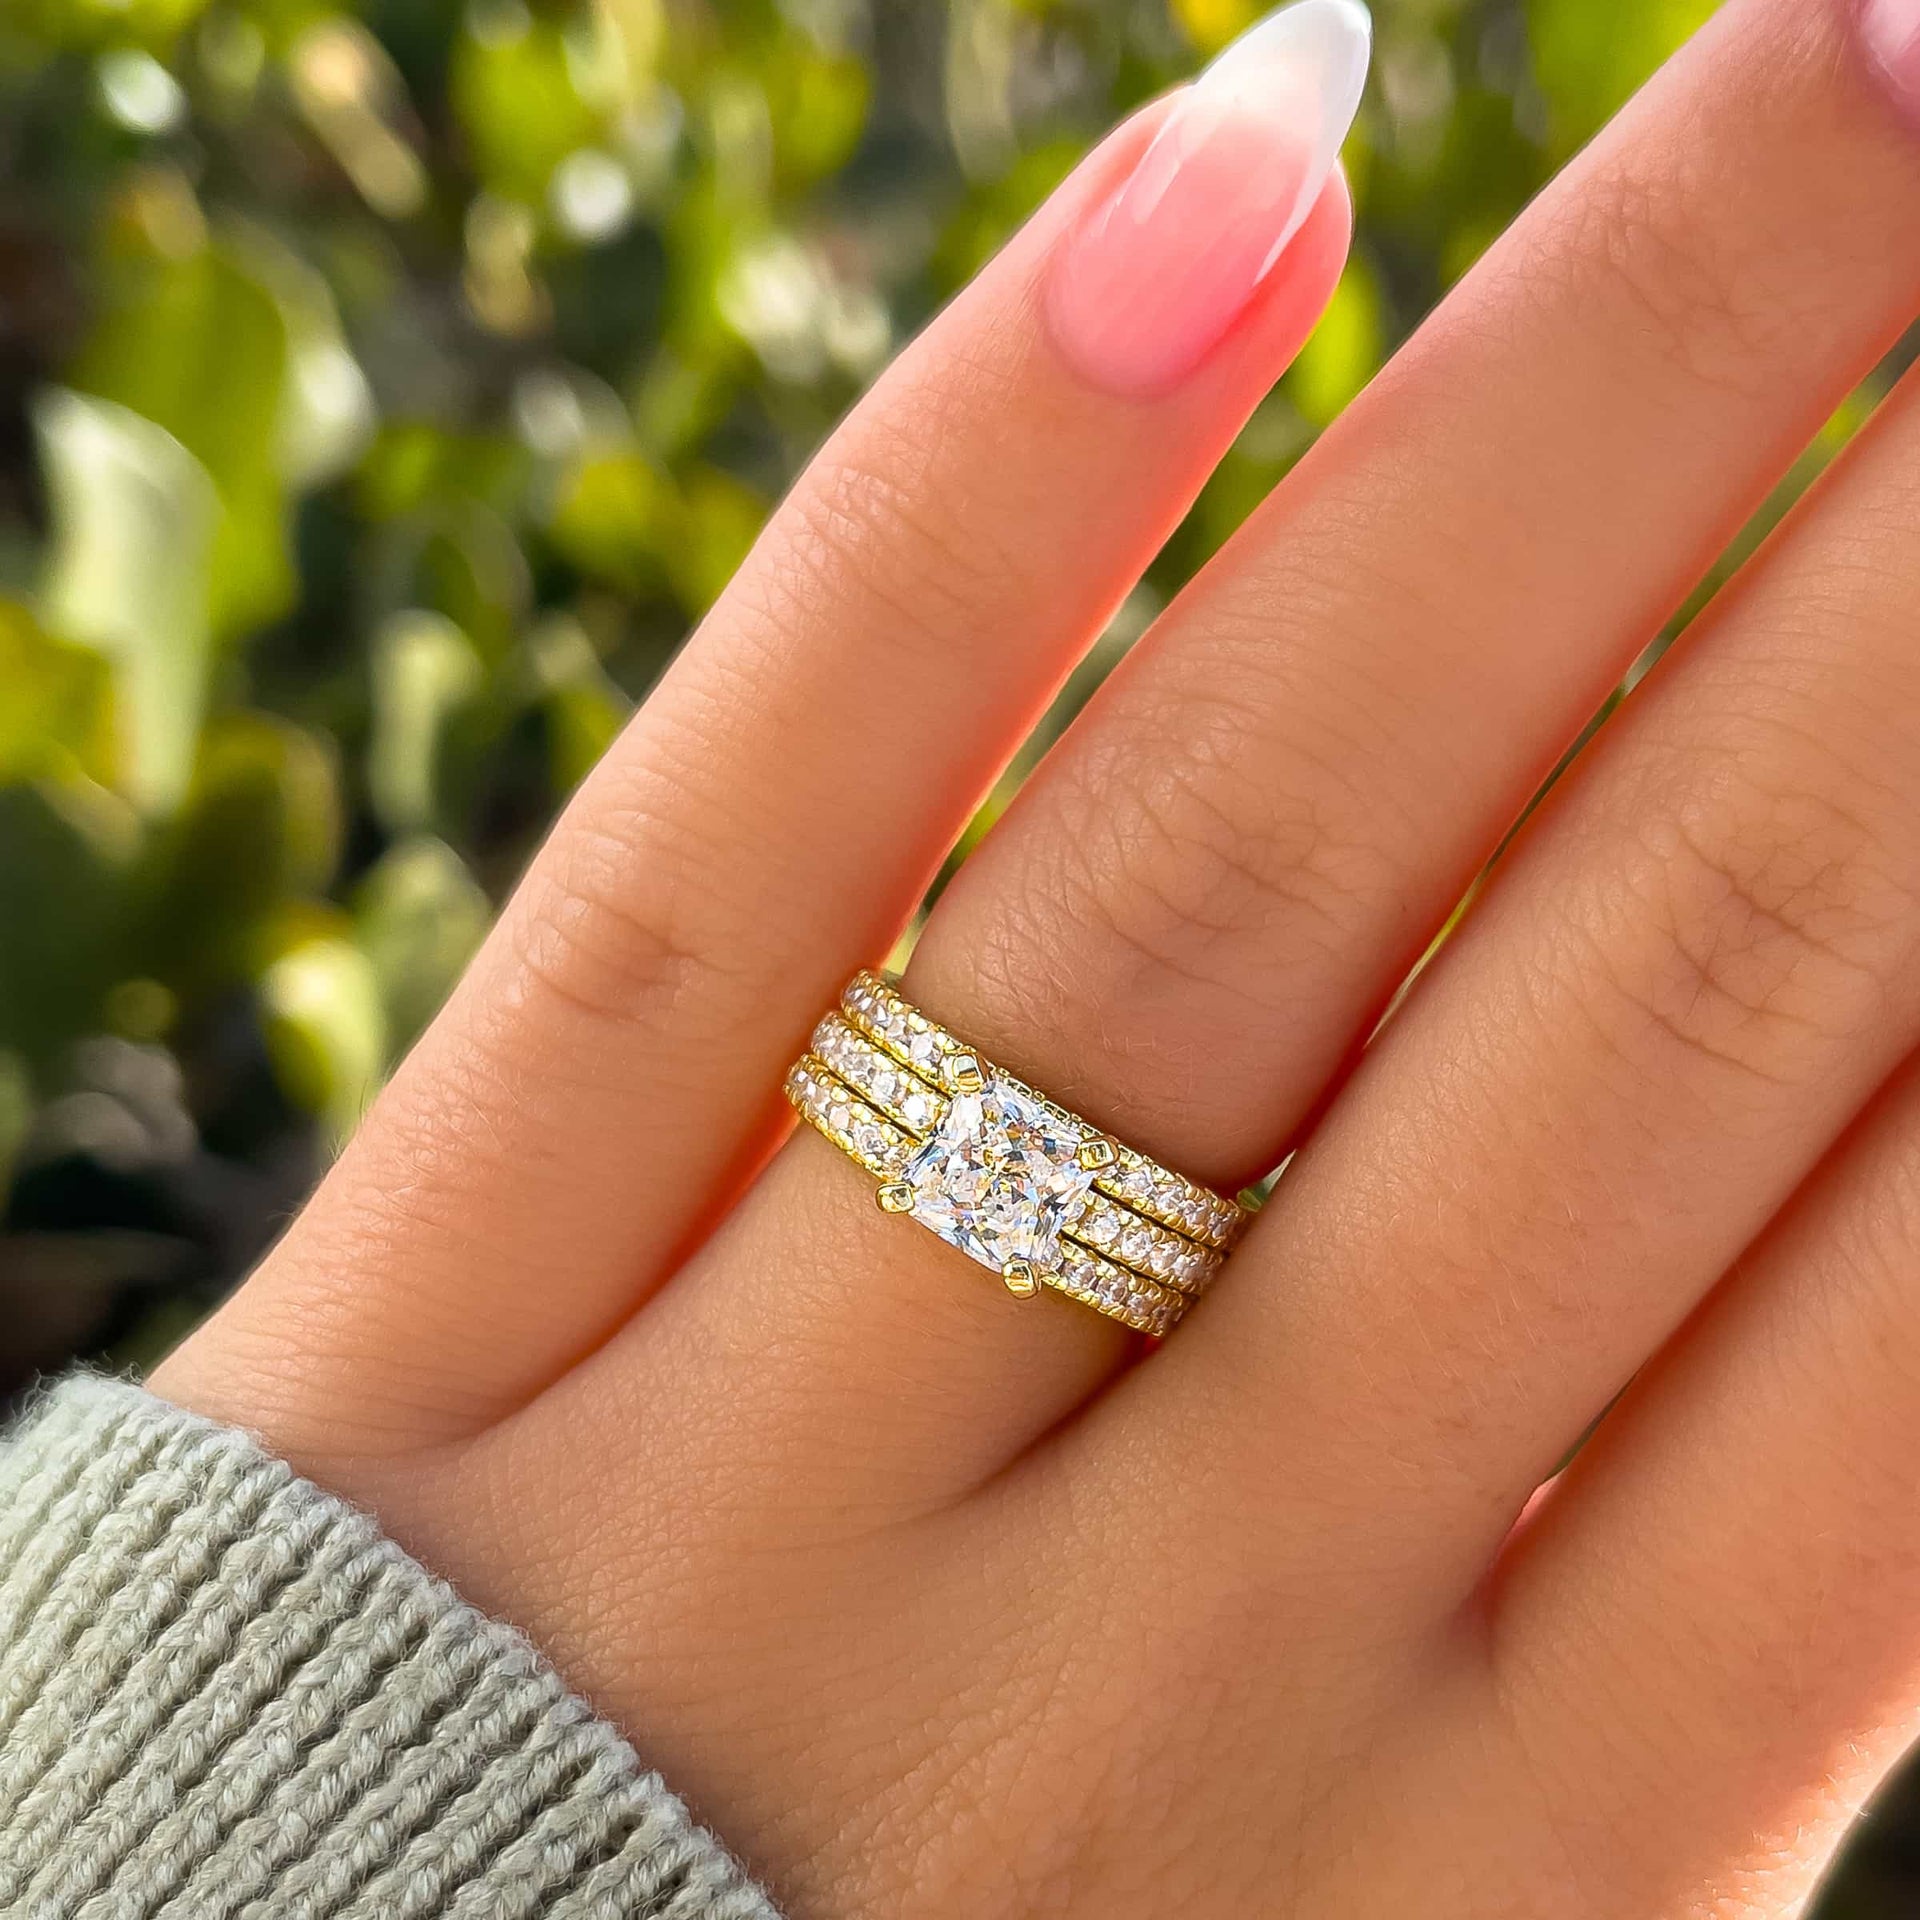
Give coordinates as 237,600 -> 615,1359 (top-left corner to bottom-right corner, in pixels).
785,971 -> 1251,1336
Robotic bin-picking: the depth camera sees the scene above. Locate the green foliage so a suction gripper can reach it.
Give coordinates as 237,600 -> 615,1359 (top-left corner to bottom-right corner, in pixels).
35,388 -> 219,809
1528,0 -> 1718,154
71,233 -> 293,635
0,602 -> 115,783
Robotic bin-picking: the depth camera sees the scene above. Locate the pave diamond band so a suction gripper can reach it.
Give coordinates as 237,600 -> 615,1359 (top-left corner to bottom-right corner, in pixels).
785,972 -> 1251,1337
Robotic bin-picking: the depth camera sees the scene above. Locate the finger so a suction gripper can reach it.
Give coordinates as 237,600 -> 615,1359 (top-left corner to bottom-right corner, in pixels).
1479,1045 -> 1920,1917
1140,347 -> 1920,1613
157,62 -> 1360,1455
606,0 -> 1920,1501
910,0 -> 1920,1174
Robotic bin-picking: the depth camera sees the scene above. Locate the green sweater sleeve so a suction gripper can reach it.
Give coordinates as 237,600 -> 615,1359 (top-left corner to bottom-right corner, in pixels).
0,1373 -> 780,1920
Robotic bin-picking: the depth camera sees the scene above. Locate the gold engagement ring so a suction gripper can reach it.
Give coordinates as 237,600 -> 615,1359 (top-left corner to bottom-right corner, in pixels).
785,972 -> 1251,1336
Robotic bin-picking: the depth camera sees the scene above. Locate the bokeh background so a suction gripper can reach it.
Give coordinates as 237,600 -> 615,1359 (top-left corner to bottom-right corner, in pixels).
1,0 -> 1916,1903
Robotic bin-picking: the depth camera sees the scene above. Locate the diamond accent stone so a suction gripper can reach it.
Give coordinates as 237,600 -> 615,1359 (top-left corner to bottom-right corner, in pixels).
900,1072 -> 1097,1276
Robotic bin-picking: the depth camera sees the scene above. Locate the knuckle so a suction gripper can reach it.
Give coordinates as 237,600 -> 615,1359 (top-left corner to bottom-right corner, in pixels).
1577,730 -> 1912,1089
949,665 -> 1423,1141
766,404 -> 1026,660
509,776 -> 748,1036
1049,685 -> 1403,1011
1532,154 -> 1836,399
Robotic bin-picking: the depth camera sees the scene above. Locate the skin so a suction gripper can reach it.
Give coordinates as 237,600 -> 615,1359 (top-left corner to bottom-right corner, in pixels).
153,0 -> 1920,1912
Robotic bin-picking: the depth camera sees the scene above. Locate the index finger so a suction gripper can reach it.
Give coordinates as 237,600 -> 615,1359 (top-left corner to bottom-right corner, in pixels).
158,12 -> 1366,1459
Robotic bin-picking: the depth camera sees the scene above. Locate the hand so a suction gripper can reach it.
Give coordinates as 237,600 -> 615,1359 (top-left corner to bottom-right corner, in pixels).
154,0 -> 1920,1911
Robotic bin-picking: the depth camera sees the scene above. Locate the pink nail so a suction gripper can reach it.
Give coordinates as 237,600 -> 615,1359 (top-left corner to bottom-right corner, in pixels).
1047,0 -> 1370,398
1863,0 -> 1920,111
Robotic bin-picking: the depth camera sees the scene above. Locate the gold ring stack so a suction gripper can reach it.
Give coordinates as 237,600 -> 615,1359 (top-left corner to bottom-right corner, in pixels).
785,971 -> 1250,1336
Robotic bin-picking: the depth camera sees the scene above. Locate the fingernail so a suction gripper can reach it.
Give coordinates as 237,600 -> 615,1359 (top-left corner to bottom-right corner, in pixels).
1047,0 -> 1370,397
1862,0 -> 1920,112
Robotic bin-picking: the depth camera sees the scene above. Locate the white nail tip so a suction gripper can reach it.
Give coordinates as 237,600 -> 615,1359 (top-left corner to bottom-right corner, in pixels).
1196,0 -> 1372,271
1203,0 -> 1373,97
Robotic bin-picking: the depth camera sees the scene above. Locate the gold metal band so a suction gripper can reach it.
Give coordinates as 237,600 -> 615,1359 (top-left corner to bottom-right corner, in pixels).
785,972 -> 1251,1337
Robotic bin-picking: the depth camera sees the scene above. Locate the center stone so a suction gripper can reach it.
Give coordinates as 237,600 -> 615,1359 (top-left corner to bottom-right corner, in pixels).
901,1073 -> 1096,1275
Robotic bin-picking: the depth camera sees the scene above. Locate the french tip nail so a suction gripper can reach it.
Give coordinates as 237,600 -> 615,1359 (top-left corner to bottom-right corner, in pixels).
1203,0 -> 1372,273
1199,0 -> 1373,146
1043,0 -> 1370,397
1205,0 -> 1374,75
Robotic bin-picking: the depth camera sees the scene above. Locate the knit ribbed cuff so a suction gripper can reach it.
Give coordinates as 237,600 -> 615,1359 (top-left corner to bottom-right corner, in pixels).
0,1374 -> 780,1920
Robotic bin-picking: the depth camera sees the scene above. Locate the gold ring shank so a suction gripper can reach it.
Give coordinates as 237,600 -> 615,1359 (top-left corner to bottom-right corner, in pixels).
784,973 -> 1251,1338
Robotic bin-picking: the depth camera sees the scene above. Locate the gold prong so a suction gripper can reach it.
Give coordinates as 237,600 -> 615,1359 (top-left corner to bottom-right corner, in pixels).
876,1182 -> 913,1214
946,1053 -> 985,1095
1077,1137 -> 1116,1171
1002,1258 -> 1041,1299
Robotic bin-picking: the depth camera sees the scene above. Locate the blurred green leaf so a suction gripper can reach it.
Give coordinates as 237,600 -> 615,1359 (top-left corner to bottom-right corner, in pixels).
1289,255 -> 1385,428
527,612 -> 630,789
367,610 -> 486,834
14,0 -> 211,51
0,599 -> 116,786
934,136 -> 1081,285
0,1051 -> 31,1195
69,232 -> 294,638
139,714 -> 340,994
259,934 -> 386,1141
549,447 -> 673,593
357,423 -> 528,522
34,387 -> 219,814
1528,0 -> 1717,156
664,464 -> 764,613
601,0 -> 665,82
263,242 -> 378,489
0,782 -> 133,1068
1169,0 -> 1264,57
415,503 -> 533,660
451,3 -> 613,205
765,46 -> 869,190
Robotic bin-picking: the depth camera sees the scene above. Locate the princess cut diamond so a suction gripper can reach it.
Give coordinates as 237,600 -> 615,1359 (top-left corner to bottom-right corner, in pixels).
901,1072 -> 1096,1275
